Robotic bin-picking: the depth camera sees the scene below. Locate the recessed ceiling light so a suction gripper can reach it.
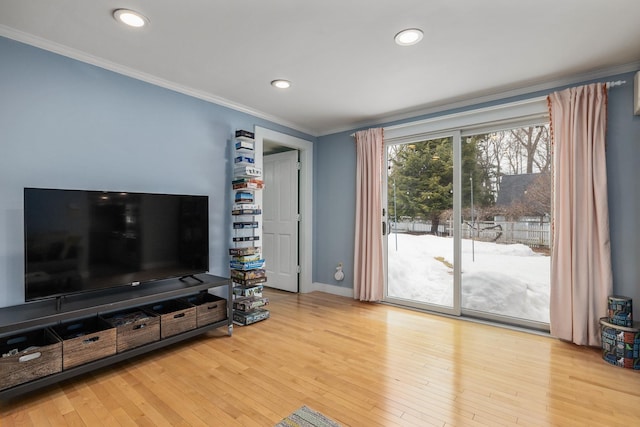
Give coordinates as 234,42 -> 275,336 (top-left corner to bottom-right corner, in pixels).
394,28 -> 423,46
271,79 -> 291,89
113,9 -> 148,28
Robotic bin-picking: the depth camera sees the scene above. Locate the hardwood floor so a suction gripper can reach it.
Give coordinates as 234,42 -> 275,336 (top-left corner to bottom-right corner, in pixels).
2,290 -> 639,426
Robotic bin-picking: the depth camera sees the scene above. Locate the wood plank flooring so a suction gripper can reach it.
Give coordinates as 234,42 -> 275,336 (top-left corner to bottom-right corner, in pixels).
2,290 -> 639,426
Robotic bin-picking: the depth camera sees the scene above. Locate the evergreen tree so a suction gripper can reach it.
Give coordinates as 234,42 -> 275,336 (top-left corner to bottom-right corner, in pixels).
463,135 -> 495,213
388,137 -> 493,234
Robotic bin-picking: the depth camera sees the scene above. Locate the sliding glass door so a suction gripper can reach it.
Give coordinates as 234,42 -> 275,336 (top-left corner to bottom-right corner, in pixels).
460,126 -> 550,328
384,123 -> 550,329
384,132 -> 461,315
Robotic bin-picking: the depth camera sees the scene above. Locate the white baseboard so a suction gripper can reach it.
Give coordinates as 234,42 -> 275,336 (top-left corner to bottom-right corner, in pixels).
303,282 -> 353,298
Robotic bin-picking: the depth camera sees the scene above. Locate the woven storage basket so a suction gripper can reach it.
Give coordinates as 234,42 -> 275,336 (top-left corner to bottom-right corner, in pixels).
181,293 -> 227,327
144,299 -> 197,339
0,328 -> 62,390
53,316 -> 116,370
101,309 -> 160,353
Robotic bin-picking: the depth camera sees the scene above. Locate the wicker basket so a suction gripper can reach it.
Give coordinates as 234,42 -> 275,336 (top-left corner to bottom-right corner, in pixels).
181,293 -> 227,327
144,299 -> 197,339
101,309 -> 160,353
0,328 -> 62,390
53,317 -> 116,370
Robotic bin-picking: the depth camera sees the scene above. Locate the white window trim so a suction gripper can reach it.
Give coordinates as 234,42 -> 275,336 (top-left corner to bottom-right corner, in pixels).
384,96 -> 548,143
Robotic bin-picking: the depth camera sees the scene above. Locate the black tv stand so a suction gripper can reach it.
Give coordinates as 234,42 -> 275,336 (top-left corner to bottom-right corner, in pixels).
0,273 -> 232,400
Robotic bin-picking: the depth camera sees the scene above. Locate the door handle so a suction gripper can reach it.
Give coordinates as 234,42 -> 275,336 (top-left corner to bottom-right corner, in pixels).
382,221 -> 386,236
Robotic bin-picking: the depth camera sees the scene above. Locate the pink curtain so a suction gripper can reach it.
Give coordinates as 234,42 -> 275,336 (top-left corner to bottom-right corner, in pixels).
353,128 -> 384,301
547,83 -> 613,346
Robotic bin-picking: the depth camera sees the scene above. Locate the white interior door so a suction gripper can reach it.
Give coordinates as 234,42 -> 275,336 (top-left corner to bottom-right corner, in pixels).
263,150 -> 299,292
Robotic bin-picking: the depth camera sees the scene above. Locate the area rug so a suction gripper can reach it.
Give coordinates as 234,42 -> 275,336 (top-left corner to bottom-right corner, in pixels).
275,405 -> 341,427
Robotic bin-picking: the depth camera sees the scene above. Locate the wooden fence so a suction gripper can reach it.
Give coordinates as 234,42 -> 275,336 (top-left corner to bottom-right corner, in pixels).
392,220 -> 550,248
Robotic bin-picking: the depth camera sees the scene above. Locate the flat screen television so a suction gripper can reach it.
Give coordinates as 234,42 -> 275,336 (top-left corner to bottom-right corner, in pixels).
24,188 -> 209,302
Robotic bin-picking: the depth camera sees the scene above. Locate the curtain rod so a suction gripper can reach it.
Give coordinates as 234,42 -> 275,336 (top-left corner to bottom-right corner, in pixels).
606,80 -> 626,88
350,80 -> 629,136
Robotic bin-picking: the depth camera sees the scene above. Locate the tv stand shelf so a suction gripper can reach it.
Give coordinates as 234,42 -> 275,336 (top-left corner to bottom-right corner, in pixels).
0,274 -> 232,400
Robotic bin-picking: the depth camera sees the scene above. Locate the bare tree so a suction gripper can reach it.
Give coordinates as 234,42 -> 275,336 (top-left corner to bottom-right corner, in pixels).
474,132 -> 509,197
504,134 -> 525,175
509,126 -> 550,174
475,125 -> 551,185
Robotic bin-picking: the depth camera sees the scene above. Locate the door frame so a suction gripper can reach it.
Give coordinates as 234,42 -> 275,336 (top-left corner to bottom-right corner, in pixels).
383,130 -> 462,316
254,126 -> 313,293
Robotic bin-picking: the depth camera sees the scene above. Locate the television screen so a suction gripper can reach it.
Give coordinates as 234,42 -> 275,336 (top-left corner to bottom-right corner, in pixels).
24,188 -> 209,301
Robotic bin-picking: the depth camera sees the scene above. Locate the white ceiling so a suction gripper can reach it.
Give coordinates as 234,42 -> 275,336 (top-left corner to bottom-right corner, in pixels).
1,1 -> 640,136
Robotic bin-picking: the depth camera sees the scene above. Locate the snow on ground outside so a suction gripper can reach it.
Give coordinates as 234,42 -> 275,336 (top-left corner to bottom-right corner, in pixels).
387,233 -> 550,323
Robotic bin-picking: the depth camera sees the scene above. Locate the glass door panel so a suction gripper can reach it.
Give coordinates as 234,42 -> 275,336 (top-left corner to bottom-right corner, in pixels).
385,135 -> 459,314
460,126 -> 550,328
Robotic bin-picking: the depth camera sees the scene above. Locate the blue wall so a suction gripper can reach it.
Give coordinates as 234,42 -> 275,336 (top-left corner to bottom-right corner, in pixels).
2,35 -> 638,319
315,72 -> 640,320
0,36 -> 313,307
313,131 -> 357,288
606,74 -> 640,320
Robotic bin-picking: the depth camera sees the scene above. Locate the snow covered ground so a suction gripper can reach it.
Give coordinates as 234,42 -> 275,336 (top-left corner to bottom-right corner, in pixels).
387,233 -> 550,323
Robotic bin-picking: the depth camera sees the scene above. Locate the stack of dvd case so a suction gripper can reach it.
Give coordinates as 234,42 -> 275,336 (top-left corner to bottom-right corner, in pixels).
230,130 -> 270,326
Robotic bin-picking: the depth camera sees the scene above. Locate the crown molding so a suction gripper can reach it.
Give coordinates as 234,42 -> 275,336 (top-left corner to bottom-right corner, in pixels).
0,26 -> 317,137
3,25 -> 638,139
322,60 -> 640,136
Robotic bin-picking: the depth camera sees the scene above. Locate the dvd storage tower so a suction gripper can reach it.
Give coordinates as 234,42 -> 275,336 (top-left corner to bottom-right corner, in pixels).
230,130 -> 270,325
